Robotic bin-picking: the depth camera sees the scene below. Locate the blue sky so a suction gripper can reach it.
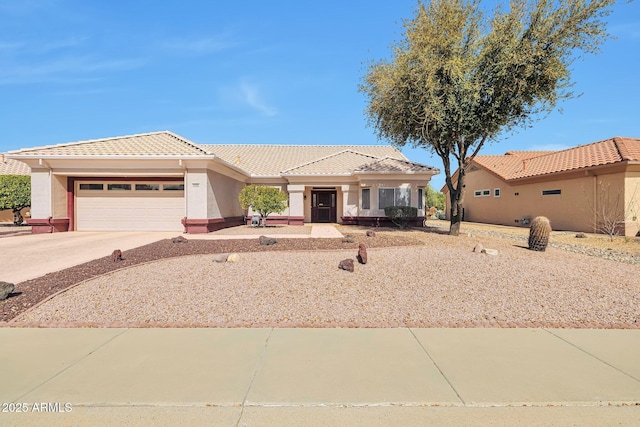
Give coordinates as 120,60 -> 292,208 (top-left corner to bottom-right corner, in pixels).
1,0 -> 638,191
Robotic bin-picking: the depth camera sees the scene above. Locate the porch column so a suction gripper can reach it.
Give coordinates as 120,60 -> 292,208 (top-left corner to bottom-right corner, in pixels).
27,169 -> 69,233
183,168 -> 214,233
287,184 -> 305,225
341,184 -> 358,223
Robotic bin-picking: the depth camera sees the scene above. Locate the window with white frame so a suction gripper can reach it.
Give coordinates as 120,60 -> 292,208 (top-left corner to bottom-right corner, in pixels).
474,189 -> 491,197
418,188 -> 424,209
494,188 -> 500,197
378,187 -> 411,209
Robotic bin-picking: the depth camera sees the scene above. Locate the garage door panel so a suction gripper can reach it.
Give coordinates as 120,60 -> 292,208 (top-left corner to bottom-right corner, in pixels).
76,183 -> 184,232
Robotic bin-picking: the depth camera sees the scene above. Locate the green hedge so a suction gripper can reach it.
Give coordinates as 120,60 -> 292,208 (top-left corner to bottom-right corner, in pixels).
384,206 -> 418,228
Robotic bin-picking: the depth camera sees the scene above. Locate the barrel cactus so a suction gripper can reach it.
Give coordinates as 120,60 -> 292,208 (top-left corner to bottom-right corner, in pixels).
528,216 -> 551,251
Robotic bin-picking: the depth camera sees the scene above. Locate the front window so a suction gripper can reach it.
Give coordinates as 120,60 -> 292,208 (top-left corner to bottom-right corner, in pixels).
378,187 -> 411,209
362,188 -> 370,210
418,188 -> 424,209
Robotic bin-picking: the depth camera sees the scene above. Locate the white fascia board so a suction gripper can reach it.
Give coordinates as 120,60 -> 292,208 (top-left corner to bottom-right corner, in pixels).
5,154 -> 217,160
353,170 -> 439,176
279,173 -> 353,177
52,171 -> 184,177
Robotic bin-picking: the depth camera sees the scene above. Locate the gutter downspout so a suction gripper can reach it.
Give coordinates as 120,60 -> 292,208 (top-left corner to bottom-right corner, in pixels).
593,175 -> 597,233
179,159 -> 188,233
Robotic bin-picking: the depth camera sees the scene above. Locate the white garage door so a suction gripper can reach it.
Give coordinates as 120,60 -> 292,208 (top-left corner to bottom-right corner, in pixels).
76,181 -> 185,231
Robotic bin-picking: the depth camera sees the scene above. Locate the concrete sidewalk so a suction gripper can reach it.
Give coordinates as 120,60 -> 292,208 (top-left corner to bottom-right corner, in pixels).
1,328 -> 639,426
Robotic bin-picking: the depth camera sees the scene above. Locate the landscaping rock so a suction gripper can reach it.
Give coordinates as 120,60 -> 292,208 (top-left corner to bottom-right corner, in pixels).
472,243 -> 484,253
227,253 -> 240,262
111,249 -> 123,262
338,258 -> 355,272
575,233 -> 587,239
0,281 -> 14,300
172,236 -> 188,243
366,230 -> 376,237
481,248 -> 499,256
357,243 -> 367,264
214,254 -> 229,263
259,235 -> 278,246
342,235 -> 355,243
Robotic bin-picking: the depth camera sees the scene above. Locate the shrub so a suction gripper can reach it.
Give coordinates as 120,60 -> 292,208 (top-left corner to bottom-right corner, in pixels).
239,184 -> 288,227
384,206 -> 418,229
0,175 -> 31,225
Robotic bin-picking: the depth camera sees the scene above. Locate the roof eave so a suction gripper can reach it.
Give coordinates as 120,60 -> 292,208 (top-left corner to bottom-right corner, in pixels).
506,161 -> 631,183
5,154 -> 217,160
280,173 -> 353,177
354,170 -> 439,175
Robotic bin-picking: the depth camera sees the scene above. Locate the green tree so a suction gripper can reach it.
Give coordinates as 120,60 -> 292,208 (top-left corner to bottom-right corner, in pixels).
425,184 -> 446,211
361,0 -> 614,235
0,175 -> 31,225
239,184 -> 289,227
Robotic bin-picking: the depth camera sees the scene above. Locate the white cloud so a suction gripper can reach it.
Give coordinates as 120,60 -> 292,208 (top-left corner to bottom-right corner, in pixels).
162,34 -> 238,55
0,56 -> 145,85
239,82 -> 278,117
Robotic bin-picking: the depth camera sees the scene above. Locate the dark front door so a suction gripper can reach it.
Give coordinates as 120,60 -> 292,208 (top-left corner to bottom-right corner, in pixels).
311,190 -> 337,223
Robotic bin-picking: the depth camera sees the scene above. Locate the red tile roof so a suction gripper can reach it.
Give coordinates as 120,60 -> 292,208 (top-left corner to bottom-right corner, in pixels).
473,137 -> 640,181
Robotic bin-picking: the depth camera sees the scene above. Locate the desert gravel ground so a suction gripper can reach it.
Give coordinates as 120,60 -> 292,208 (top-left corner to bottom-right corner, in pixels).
6,224 -> 640,328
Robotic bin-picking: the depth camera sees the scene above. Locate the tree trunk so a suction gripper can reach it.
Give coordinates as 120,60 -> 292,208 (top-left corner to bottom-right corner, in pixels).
13,209 -> 24,226
447,169 -> 466,236
449,198 -> 462,236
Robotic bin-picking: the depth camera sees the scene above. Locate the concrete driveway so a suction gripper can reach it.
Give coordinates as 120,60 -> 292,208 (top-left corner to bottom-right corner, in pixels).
0,231 -> 179,283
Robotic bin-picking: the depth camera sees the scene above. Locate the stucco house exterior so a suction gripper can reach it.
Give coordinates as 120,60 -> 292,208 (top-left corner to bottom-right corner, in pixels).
0,153 -> 31,223
442,136 -> 640,237
6,131 -> 439,234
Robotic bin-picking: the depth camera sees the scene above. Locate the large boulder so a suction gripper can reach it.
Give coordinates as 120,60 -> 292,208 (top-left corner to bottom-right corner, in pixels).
366,230 -> 376,237
112,249 -> 123,262
214,254 -> 229,263
357,243 -> 367,264
481,248 -> 499,256
338,259 -> 355,272
259,235 -> 278,246
227,253 -> 241,262
342,235 -> 355,243
0,281 -> 15,300
172,236 -> 188,243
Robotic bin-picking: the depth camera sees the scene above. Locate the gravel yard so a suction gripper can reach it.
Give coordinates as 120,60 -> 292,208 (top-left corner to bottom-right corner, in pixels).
7,225 -> 640,328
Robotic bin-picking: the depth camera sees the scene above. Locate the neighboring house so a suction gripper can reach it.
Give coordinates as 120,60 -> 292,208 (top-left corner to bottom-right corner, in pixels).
6,131 -> 439,233
442,136 -> 640,237
0,153 -> 31,223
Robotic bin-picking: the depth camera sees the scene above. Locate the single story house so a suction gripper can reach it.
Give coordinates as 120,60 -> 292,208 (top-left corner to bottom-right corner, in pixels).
442,136 -> 640,237
6,131 -> 439,233
0,153 -> 31,223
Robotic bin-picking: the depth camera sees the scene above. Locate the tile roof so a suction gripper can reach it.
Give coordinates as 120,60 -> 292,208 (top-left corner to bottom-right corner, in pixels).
356,157 -> 439,174
473,137 -> 640,181
281,150 -> 380,175
0,154 -> 30,175
8,131 -> 209,157
200,144 -> 407,176
6,131 -> 439,178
